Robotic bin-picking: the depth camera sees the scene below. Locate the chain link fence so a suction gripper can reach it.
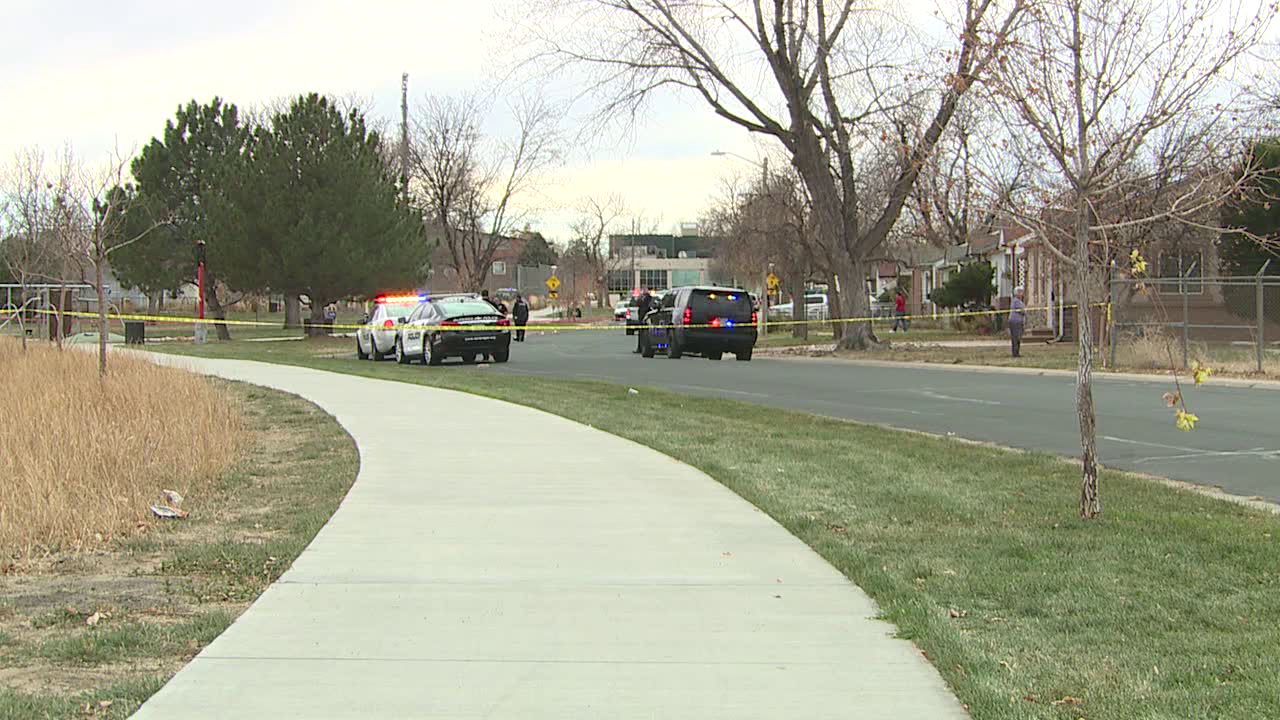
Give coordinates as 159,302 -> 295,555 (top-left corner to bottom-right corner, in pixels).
1110,272 -> 1280,374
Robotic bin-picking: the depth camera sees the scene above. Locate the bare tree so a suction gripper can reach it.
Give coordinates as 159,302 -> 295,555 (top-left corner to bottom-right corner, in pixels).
411,94 -> 560,291
514,0 -> 1026,348
568,194 -> 627,307
910,107 -> 1028,248
990,0 -> 1273,518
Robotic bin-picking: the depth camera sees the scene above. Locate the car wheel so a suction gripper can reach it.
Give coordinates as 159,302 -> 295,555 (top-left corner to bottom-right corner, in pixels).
707,350 -> 723,361
395,338 -> 411,364
641,330 -> 655,358
428,344 -> 444,365
736,348 -> 753,361
493,346 -> 510,363
420,336 -> 432,365
462,353 -> 477,364
356,336 -> 369,360
668,336 -> 683,359
372,337 -> 387,361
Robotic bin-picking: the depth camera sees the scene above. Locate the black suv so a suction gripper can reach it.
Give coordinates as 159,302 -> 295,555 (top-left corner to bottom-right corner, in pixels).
640,286 -> 757,361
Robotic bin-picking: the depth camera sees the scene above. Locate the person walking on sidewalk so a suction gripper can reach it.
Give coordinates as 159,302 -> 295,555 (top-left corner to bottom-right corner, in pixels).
1009,287 -> 1026,358
892,289 -> 909,333
633,287 -> 653,354
512,295 -> 530,342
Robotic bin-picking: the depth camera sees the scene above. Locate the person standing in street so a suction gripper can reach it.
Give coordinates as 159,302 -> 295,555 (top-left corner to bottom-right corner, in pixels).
512,294 -> 530,342
1009,287 -> 1026,358
633,287 -> 653,353
480,290 -> 509,360
892,289 -> 909,333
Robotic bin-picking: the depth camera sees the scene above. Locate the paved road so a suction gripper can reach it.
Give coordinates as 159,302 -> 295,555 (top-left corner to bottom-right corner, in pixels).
497,328 -> 1280,502
134,356 -> 966,719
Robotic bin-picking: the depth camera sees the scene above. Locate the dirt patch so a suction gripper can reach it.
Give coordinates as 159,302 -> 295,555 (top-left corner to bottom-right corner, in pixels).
0,380 -> 359,717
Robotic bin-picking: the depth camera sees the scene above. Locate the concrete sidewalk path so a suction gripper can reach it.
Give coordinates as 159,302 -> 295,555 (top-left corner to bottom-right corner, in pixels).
134,357 -> 967,719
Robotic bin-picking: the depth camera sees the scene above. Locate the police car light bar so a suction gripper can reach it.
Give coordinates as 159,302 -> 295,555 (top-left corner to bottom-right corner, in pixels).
375,294 -> 427,305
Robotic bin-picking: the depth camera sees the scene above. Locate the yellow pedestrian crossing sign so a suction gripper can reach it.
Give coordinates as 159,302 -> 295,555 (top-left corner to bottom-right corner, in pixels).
766,272 -> 780,291
548,290 -> 559,299
546,275 -> 561,291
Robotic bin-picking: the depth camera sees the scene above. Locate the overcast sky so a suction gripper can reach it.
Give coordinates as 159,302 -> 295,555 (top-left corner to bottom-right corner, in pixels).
0,0 -> 775,242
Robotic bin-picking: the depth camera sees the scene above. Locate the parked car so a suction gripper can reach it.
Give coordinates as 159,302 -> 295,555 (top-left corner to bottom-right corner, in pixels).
395,298 -> 511,365
641,286 -> 757,361
356,294 -> 426,360
767,293 -> 829,322
613,301 -> 629,321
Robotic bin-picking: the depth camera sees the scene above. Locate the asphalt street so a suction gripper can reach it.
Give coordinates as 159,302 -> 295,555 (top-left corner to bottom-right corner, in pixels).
498,326 -> 1280,502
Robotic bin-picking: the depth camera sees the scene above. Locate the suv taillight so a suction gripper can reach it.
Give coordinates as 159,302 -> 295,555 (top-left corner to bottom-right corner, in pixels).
683,307 -> 692,325
751,311 -> 758,324
497,318 -> 510,327
383,319 -> 395,329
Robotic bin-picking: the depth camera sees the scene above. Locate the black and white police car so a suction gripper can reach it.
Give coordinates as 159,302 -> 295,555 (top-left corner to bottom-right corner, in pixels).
394,297 -> 511,365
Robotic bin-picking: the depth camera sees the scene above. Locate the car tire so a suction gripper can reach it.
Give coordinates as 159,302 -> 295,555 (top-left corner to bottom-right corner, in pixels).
668,336 -> 683,359
641,330 -> 655,358
428,342 -> 444,366
395,339 -> 411,365
707,350 -> 723,361
462,353 -> 477,364
356,336 -> 369,360
736,348 -> 753,361
493,347 -> 510,363
420,337 -> 432,365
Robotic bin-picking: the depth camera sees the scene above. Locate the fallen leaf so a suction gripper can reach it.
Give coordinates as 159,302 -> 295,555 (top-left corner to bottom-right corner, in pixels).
948,608 -> 967,619
1162,391 -> 1180,407
1024,695 -> 1039,702
98,700 -> 114,709
86,611 -> 103,627
1051,696 -> 1084,706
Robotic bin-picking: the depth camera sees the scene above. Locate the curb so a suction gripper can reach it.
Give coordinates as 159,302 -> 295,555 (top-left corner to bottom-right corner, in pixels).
756,348 -> 1280,390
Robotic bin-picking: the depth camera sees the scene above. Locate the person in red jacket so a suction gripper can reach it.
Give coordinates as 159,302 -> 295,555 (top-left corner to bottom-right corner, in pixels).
892,289 -> 909,333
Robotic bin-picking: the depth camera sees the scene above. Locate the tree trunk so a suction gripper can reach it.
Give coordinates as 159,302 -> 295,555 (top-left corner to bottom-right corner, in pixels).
203,270 -> 232,341
834,257 -> 878,350
95,251 -> 108,376
1075,208 -> 1102,519
284,295 -> 302,329
790,271 -> 807,340
147,291 -> 160,316
308,297 -> 329,337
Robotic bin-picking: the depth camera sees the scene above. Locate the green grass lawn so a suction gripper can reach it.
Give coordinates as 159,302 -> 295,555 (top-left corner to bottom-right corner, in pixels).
144,336 -> 1280,720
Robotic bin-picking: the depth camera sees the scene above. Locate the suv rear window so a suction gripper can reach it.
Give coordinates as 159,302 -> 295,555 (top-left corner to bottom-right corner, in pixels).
688,290 -> 751,315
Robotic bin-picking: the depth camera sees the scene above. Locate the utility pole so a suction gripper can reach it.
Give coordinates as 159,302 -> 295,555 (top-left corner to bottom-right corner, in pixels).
399,72 -> 409,199
759,156 -> 769,340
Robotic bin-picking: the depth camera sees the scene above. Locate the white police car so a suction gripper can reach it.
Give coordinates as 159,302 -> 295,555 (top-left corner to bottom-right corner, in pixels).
356,295 -> 425,360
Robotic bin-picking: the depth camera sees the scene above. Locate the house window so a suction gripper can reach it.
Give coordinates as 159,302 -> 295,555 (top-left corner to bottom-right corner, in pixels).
638,269 -> 668,291
1158,250 -> 1203,294
607,270 -> 632,292
492,261 -> 507,276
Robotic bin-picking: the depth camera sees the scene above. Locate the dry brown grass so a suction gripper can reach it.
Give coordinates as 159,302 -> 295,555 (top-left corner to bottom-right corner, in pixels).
0,340 -> 242,561
1114,329 -> 1280,376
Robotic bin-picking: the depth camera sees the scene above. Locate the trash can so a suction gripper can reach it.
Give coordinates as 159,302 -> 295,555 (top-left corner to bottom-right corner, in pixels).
124,321 -> 145,345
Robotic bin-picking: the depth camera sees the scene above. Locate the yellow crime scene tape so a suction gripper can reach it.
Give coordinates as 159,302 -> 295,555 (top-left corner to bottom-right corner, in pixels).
1,302 -> 1096,334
